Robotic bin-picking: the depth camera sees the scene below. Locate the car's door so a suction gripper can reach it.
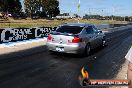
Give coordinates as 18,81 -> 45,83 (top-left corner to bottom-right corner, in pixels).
92,26 -> 103,46
85,26 -> 97,49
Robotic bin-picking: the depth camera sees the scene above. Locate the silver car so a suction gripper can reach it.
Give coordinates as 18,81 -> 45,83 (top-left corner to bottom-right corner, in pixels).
46,23 -> 106,55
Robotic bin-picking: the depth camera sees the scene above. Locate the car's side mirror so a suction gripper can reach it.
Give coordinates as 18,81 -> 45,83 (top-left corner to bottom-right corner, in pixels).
95,30 -> 102,35
99,30 -> 102,33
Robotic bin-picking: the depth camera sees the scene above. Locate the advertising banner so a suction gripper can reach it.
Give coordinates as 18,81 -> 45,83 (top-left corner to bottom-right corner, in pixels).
0,27 -> 57,43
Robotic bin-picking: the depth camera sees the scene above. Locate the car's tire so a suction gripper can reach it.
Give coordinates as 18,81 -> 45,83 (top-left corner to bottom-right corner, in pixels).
84,43 -> 91,56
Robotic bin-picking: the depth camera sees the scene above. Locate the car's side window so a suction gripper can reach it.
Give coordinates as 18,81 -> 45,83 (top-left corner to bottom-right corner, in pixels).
86,26 -> 95,34
92,26 -> 99,33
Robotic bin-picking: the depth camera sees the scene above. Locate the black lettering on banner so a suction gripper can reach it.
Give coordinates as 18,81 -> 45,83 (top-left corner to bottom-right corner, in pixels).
0,27 -> 57,43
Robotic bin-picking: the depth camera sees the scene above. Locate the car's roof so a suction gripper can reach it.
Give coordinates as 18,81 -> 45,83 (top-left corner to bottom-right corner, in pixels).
63,23 -> 93,27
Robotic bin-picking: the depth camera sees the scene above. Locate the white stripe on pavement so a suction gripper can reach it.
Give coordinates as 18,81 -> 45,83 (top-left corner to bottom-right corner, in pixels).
0,38 -> 47,48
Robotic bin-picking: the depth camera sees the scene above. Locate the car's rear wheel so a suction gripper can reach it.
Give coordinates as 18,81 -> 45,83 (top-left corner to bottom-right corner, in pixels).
85,43 -> 91,56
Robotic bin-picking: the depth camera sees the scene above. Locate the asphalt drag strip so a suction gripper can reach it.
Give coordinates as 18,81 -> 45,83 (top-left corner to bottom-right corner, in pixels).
0,28 -> 131,88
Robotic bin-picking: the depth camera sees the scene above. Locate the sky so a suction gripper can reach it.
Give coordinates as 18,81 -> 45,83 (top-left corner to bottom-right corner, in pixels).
20,0 -> 132,16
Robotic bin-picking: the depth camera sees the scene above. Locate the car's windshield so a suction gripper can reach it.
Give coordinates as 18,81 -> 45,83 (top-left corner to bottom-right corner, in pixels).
56,26 -> 83,34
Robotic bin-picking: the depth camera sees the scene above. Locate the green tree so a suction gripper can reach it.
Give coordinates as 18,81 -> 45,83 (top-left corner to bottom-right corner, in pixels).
24,0 -> 60,18
73,14 -> 80,18
0,0 -> 22,14
41,0 -> 60,18
24,0 -> 40,18
7,0 -> 22,14
0,0 -> 7,12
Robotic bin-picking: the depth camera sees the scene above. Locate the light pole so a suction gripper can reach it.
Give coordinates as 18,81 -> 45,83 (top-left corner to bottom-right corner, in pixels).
77,0 -> 80,23
112,7 -> 115,21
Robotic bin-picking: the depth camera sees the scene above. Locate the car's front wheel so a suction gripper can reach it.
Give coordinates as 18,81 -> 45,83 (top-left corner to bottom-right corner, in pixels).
85,43 -> 91,56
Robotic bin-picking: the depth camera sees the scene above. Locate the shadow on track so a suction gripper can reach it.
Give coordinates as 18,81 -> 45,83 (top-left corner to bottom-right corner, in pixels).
48,45 -> 107,59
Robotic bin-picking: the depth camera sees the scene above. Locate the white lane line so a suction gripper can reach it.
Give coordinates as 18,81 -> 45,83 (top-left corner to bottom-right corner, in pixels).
0,38 -> 47,48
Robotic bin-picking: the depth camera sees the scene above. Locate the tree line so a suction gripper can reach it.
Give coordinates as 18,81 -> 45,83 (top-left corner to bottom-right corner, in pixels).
0,0 -> 22,15
83,14 -> 132,22
24,0 -> 60,18
0,0 -> 60,19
